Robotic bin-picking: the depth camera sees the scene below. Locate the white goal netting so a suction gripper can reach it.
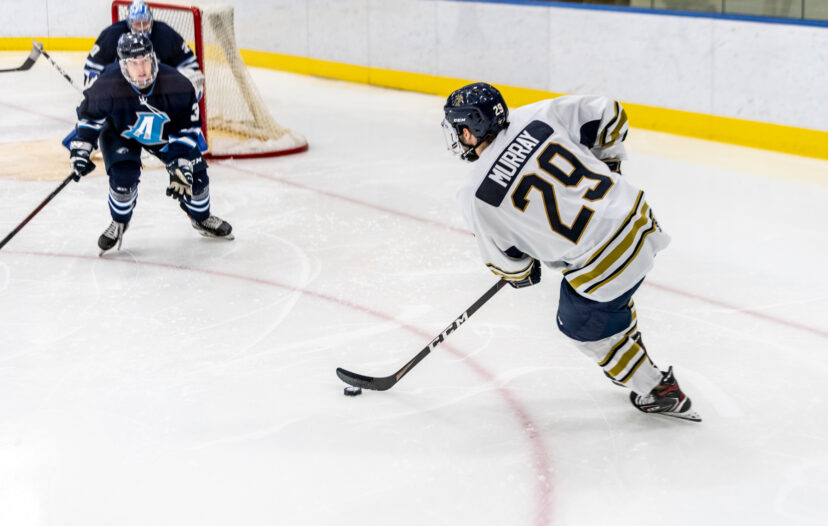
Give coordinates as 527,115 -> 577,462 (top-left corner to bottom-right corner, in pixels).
113,0 -> 307,158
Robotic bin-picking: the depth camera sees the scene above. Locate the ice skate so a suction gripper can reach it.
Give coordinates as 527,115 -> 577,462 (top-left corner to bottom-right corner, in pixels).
98,220 -> 128,255
629,366 -> 701,422
190,215 -> 234,240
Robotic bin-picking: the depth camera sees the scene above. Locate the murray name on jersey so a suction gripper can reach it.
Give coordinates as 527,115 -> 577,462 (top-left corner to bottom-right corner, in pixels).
74,63 -> 205,160
476,121 -> 554,207
458,96 -> 671,303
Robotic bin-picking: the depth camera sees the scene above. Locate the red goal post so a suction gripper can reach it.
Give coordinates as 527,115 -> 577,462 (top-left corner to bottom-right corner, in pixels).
111,0 -> 308,159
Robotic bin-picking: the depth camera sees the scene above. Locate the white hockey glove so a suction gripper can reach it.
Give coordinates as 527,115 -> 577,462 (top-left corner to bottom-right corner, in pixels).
165,158 -> 193,200
69,140 -> 96,179
178,67 -> 205,102
508,259 -> 542,289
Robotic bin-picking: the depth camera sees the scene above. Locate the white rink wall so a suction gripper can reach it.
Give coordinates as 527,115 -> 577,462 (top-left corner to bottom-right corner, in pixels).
7,0 -> 828,131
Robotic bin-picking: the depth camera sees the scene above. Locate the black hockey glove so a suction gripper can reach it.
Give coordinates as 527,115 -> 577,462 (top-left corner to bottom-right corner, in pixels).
69,140 -> 96,180
165,158 -> 193,200
508,259 -> 542,289
603,158 -> 622,174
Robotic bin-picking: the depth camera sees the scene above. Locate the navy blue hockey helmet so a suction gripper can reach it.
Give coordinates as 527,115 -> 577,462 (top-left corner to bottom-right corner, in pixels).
442,82 -> 509,161
127,1 -> 153,35
117,32 -> 158,89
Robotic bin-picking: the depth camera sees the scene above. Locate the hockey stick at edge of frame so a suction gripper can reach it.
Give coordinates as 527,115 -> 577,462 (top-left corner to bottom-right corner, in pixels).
0,172 -> 84,252
0,44 -> 41,73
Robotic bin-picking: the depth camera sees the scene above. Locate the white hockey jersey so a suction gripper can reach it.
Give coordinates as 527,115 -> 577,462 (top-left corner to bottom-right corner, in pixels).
457,95 -> 670,302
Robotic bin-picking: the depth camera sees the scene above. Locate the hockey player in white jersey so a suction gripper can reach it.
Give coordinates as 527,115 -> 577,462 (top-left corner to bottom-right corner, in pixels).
442,82 -> 700,421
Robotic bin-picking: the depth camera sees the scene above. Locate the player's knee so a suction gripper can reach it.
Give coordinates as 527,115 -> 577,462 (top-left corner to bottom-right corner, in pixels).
107,161 -> 141,190
556,279 -> 636,342
189,167 -> 209,196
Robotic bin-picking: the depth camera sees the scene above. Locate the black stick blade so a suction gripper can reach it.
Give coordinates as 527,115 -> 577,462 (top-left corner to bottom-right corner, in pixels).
0,45 -> 40,73
336,367 -> 396,391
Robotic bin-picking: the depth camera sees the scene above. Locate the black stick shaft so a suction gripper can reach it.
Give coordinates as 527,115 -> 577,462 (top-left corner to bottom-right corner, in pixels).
392,278 -> 507,381
31,41 -> 83,93
336,279 -> 507,391
0,174 -> 77,251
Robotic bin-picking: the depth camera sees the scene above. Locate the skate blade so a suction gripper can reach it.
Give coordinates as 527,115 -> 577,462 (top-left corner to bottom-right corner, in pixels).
659,409 -> 702,422
196,230 -> 234,241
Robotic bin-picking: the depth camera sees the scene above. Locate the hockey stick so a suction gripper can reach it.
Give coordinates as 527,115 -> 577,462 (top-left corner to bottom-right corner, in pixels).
0,173 -> 80,251
0,44 -> 41,73
31,41 -> 83,94
336,278 -> 508,391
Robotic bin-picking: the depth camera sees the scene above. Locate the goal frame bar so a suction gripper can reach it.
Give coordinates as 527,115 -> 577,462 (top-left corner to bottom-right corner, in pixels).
111,0 -> 308,159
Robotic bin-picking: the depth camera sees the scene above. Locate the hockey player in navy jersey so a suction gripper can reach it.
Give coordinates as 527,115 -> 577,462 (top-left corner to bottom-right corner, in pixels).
83,0 -> 202,93
442,82 -> 700,421
67,32 -> 232,254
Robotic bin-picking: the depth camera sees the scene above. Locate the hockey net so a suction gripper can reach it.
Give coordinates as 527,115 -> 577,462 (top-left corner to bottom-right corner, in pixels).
112,0 -> 308,159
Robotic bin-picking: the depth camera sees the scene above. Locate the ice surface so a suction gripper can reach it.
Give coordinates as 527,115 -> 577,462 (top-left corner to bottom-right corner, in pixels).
1,52 -> 827,526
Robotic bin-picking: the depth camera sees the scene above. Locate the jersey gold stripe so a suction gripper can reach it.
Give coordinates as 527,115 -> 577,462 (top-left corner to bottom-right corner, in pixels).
600,102 -> 620,147
563,191 -> 644,277
607,340 -> 642,378
618,353 -> 648,384
598,324 -> 638,367
608,105 -> 628,145
568,201 -> 651,289
585,212 -> 658,294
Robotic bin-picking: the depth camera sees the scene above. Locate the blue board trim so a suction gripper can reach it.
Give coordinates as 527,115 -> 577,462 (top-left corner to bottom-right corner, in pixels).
442,0 -> 828,28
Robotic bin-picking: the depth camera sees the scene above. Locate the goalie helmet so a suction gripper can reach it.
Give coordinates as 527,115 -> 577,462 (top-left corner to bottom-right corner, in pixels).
442,82 -> 509,161
117,32 -> 158,90
127,0 -> 153,35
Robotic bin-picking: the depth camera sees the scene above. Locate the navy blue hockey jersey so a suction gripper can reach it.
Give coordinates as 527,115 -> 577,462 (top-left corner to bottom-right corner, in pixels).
84,21 -> 199,83
73,63 -> 206,162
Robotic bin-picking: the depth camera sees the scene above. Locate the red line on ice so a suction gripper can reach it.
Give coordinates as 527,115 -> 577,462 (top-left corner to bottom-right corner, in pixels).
0,100 -> 75,125
11,250 -> 555,526
225,163 -> 828,341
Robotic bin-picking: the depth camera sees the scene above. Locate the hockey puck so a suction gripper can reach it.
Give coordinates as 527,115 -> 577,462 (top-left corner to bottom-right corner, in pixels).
343,386 -> 362,397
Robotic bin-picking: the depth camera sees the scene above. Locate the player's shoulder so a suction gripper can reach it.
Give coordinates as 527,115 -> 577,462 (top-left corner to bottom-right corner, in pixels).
96,63 -> 128,88
510,99 -> 557,120
510,97 -> 588,137
151,21 -> 182,39
157,63 -> 186,81
84,64 -> 129,100
153,20 -> 174,31
157,64 -> 194,92
99,20 -> 129,41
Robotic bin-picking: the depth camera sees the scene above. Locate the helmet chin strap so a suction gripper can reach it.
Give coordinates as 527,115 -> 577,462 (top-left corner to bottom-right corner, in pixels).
459,128 -> 504,162
460,145 -> 479,162
458,133 -> 480,162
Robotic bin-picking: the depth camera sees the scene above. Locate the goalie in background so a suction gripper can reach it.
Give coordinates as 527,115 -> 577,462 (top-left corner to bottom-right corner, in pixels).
442,82 -> 700,422
65,32 -> 233,255
83,0 -> 204,98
